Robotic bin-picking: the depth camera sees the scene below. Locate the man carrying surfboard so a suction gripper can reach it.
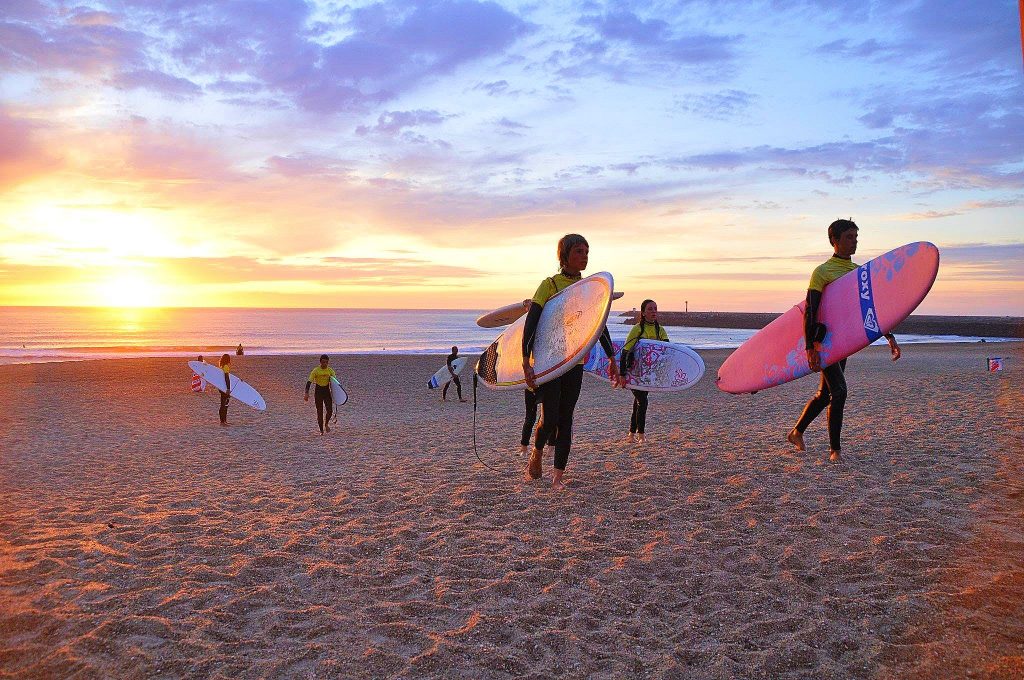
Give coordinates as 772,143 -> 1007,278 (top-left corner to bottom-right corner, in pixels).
522,234 -> 622,490
441,346 -> 467,402
788,219 -> 901,463
305,354 -> 338,435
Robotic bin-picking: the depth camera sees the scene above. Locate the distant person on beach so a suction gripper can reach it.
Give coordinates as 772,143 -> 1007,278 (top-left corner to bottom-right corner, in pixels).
522,233 -> 622,490
621,299 -> 670,444
442,346 -> 467,402
218,353 -> 232,426
787,219 -> 901,463
236,343 -> 244,356
305,354 -> 337,435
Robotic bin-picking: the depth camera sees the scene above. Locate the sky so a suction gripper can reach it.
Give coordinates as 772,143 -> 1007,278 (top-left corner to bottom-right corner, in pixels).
0,0 -> 1021,314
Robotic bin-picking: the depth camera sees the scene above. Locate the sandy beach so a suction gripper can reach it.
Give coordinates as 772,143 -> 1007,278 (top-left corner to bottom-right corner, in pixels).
1,342 -> 1021,678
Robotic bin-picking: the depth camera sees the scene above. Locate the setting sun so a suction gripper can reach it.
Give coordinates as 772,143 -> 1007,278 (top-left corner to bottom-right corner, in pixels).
93,272 -> 166,308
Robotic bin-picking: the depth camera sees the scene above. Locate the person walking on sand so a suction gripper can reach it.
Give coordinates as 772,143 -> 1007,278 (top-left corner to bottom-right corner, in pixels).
442,345 -> 467,402
522,233 -> 623,490
787,219 -> 901,463
621,299 -> 670,445
217,353 -> 232,426
305,354 -> 337,435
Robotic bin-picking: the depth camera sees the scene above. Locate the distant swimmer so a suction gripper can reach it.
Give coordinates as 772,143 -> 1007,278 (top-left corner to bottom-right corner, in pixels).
621,299 -> 669,445
236,343 -> 244,356
787,219 -> 901,463
442,345 -> 467,402
522,233 -> 622,490
218,353 -> 232,425
305,354 -> 337,435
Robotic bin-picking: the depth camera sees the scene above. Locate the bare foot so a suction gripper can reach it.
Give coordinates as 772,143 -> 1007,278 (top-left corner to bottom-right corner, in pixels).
625,432 -> 635,444
636,434 -> 646,445
551,469 -> 569,491
787,429 -> 805,451
325,423 -> 331,433
829,449 -> 841,463
518,444 -> 528,456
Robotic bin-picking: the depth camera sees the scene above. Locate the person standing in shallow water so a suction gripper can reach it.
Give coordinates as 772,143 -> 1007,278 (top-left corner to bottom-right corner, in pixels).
787,219 -> 901,463
621,299 -> 670,444
305,354 -> 337,435
217,353 -> 232,426
522,233 -> 622,491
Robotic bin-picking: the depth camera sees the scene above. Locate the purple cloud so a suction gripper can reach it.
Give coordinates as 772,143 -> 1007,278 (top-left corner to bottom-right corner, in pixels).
676,89 -> 757,120
356,109 -> 452,136
110,69 -> 202,99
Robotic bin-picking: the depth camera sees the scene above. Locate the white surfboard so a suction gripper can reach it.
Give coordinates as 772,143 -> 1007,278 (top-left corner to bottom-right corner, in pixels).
476,291 -> 624,328
188,361 -> 267,411
428,356 -> 471,389
330,376 -> 348,406
476,272 -> 614,390
584,339 -> 705,392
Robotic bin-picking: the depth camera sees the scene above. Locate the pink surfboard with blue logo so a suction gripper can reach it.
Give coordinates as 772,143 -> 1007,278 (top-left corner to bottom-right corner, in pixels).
716,242 -> 940,394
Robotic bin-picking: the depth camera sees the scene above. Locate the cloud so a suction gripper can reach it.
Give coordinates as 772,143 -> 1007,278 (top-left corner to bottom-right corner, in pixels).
0,10 -> 147,74
0,108 -> 60,191
675,89 -> 756,120
355,109 -> 452,137
110,69 -> 202,99
935,242 -> 1024,281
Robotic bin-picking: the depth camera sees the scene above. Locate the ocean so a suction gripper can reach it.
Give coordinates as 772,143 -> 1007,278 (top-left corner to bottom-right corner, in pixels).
0,307 -> 1008,365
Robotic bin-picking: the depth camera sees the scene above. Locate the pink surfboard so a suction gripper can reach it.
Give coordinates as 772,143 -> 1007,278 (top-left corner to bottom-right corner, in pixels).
716,242 -> 940,394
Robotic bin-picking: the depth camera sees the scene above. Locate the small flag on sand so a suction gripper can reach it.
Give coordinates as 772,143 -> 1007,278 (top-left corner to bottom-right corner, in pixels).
987,357 -> 1003,372
191,373 -> 205,392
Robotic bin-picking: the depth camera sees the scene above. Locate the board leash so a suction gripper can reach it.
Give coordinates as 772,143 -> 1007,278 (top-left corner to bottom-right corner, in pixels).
472,372 -> 500,473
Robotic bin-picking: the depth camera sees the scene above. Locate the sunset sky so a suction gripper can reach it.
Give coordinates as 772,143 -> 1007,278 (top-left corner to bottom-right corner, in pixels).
1,0 -> 1021,313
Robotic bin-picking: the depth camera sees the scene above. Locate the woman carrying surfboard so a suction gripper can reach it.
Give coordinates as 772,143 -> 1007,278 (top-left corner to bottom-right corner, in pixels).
621,299 -> 670,444
788,219 -> 901,463
218,353 -> 232,426
522,234 -> 622,490
305,354 -> 337,435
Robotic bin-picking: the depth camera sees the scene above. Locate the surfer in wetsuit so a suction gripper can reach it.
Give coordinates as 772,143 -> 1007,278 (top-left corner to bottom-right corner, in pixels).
522,234 -> 623,490
441,346 -> 467,402
305,354 -> 337,435
787,219 -> 901,463
218,353 -> 232,426
621,299 -> 670,444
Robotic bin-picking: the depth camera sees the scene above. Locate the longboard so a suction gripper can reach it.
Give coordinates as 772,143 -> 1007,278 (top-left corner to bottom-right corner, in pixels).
584,339 -> 705,392
477,291 -> 624,328
428,356 -> 470,389
716,242 -> 940,394
476,272 -> 613,390
187,361 -> 267,410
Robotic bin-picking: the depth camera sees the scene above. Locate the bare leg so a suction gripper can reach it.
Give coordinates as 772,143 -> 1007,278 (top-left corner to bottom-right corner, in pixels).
787,428 -> 805,451
551,468 -> 568,491
526,448 -> 542,479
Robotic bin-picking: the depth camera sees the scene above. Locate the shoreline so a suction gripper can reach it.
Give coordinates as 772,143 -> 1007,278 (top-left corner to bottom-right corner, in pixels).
616,311 -> 1024,339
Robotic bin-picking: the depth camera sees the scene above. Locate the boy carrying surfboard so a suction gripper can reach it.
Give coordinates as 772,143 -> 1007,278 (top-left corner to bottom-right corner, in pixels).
787,219 -> 901,463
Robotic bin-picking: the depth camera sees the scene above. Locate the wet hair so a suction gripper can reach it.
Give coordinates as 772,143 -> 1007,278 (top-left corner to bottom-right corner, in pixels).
451,346 -> 458,353
219,353 -> 231,367
320,354 -> 329,362
637,299 -> 662,340
557,233 -> 589,269
828,218 -> 858,245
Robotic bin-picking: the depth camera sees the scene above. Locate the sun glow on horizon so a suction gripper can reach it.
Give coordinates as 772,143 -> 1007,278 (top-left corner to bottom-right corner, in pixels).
92,272 -> 167,308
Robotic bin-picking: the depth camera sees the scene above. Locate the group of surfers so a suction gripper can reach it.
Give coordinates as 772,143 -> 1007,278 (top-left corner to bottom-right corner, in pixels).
207,218 -> 902,489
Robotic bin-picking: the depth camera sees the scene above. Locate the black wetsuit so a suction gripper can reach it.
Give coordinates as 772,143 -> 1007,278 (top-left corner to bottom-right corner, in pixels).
794,289 -> 848,450
442,351 -> 462,400
219,371 -> 231,424
522,288 -> 615,471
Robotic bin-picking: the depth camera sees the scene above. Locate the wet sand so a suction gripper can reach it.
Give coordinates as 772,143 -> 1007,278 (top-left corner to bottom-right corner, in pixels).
1,343 -> 1021,678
